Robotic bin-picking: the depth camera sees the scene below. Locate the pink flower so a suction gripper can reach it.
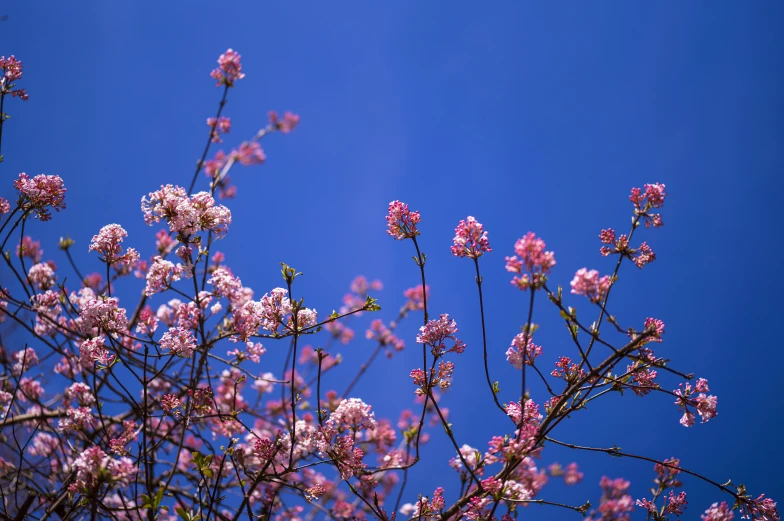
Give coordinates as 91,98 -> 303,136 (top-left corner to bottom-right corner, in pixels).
207,116 -> 231,143
27,262 -> 56,290
506,332 -> 542,368
505,232 -> 555,290
632,241 -> 656,268
141,185 -> 232,238
741,494 -> 778,520
210,48 -> 245,87
17,236 -> 43,263
386,201 -> 421,240
88,224 -> 139,267
14,173 -> 66,221
366,319 -> 405,352
0,197 -> 10,215
570,268 -> 613,303
451,216 -> 491,258
234,141 -> 266,166
674,379 -> 718,427
702,502 -> 734,521
79,337 -> 115,367
327,398 -> 376,432
629,183 -> 666,228
144,256 -> 186,296
403,284 -> 429,312
268,111 -> 301,133
416,314 -> 465,355
79,296 -> 128,334
1,56 -> 28,99
160,327 -> 197,358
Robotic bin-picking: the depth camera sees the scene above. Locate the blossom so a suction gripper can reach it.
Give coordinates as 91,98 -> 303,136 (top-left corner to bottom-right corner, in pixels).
17,236 -> 43,263
13,348 -> 39,375
79,337 -> 115,367
570,268 -> 613,303
386,201 -> 421,240
88,224 -> 139,269
702,502 -> 734,521
506,332 -> 542,368
1,56 -> 28,99
79,296 -> 128,334
629,183 -> 666,228
403,284 -> 429,312
416,314 -> 465,355
207,116 -> 231,143
160,327 -> 197,358
327,398 -> 376,431
210,48 -> 245,86
268,110 -> 300,133
27,262 -> 56,290
0,197 -> 10,215
366,319 -> 405,352
451,216 -> 491,258
14,173 -> 66,221
674,379 -> 718,427
68,446 -> 136,494
144,256 -> 186,296
235,141 -> 266,165
141,185 -> 232,238
505,232 -> 555,290
740,494 -> 778,520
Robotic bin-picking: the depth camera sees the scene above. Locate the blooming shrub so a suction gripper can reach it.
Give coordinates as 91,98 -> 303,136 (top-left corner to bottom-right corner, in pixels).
0,51 -> 778,521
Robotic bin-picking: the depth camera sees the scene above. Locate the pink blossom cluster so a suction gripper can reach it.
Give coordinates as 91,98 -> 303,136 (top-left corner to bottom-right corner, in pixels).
207,116 -> 231,143
366,319 -> 405,353
160,327 -> 197,358
504,232 -> 555,290
630,183 -> 666,227
451,216 -> 492,259
416,314 -> 466,355
269,110 -> 301,133
570,267 -> 613,303
386,200 -> 421,240
1,55 -> 28,99
674,378 -> 718,427
506,331 -> 542,368
88,224 -> 140,268
141,185 -> 232,238
14,173 -> 66,221
210,48 -> 245,86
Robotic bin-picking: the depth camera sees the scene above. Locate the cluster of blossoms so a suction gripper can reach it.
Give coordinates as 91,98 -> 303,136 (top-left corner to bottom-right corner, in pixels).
570,267 -> 613,303
451,216 -> 491,259
504,232 -> 556,290
506,331 -> 542,368
386,200 -> 421,240
207,116 -> 231,143
1,55 -> 28,100
674,378 -> 718,427
416,314 -> 465,355
141,185 -> 232,238
88,224 -> 140,267
630,182 -> 667,228
67,446 -> 135,495
268,110 -> 301,133
14,172 -> 67,221
210,48 -> 245,86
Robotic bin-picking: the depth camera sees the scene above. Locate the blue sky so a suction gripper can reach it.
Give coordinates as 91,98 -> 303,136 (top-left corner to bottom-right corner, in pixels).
2,2 -> 783,518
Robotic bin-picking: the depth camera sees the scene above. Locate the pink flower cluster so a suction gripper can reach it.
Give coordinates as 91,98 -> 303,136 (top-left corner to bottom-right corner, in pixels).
210,48 -> 245,87
88,224 -> 140,267
269,110 -> 301,133
207,116 -> 231,143
674,378 -> 718,427
386,200 -> 421,240
1,55 -> 28,99
68,446 -> 135,494
586,476 -> 634,521
506,332 -> 542,368
504,232 -> 555,290
403,284 -> 429,312
366,319 -> 405,353
630,183 -> 666,228
416,314 -> 465,355
160,327 -> 197,358
141,185 -> 232,238
451,216 -> 491,259
570,268 -> 612,303
14,173 -> 66,221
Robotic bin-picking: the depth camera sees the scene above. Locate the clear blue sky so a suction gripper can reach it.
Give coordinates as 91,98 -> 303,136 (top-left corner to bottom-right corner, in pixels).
2,2 -> 782,518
